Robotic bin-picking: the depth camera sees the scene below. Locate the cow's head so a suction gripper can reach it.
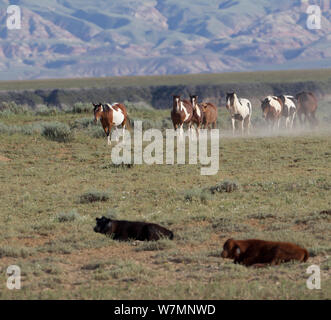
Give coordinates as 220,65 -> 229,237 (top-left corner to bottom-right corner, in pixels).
221,238 -> 241,259
94,216 -> 112,234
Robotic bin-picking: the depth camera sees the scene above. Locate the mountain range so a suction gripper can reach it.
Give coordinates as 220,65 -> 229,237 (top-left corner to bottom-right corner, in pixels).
0,0 -> 330,80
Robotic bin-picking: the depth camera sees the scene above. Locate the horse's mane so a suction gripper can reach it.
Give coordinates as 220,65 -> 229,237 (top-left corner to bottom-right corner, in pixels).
103,104 -> 111,112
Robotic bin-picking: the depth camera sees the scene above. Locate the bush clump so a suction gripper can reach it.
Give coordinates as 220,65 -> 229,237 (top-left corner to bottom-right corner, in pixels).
56,209 -> 81,222
72,102 -> 91,114
41,122 -> 73,142
79,190 -> 110,204
35,105 -> 58,116
0,101 -> 30,115
184,188 -> 212,204
209,180 -> 239,193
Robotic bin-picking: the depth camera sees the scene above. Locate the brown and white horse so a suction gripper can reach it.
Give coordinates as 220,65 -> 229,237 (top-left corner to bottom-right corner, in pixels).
226,92 -> 252,135
189,95 -> 204,135
260,96 -> 283,130
295,92 -> 318,127
200,102 -> 218,129
171,95 -> 193,137
93,102 -> 130,145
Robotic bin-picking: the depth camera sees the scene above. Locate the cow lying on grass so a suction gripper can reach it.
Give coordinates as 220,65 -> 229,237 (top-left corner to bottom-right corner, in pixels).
94,216 -> 174,241
221,238 -> 309,267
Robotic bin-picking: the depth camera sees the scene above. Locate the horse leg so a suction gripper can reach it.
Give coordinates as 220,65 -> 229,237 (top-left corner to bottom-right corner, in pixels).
113,126 -> 120,142
179,123 -> 184,138
245,116 -> 251,135
240,120 -> 244,135
297,112 -> 303,128
107,126 -> 111,146
311,112 -> 318,128
196,123 -> 200,138
122,123 -> 126,142
231,118 -> 236,135
291,113 -> 296,130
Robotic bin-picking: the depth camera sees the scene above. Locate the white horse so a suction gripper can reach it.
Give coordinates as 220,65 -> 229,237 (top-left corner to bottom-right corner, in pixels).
278,95 -> 296,130
226,92 -> 252,135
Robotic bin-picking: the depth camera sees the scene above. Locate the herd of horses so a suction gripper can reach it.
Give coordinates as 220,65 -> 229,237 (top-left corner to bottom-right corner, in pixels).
93,91 -> 318,144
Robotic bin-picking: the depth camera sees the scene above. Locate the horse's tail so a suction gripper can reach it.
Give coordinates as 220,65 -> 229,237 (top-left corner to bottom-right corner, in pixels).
125,114 -> 132,131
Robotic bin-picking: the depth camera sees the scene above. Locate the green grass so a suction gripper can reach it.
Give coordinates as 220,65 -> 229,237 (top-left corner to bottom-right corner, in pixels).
0,100 -> 330,300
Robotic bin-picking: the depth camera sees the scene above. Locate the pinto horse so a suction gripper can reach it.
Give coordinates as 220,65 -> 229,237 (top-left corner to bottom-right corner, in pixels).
93,102 -> 130,145
200,102 -> 218,129
171,95 -> 193,137
295,92 -> 318,127
226,92 -> 252,135
189,95 -> 204,135
278,95 -> 296,130
260,96 -> 283,130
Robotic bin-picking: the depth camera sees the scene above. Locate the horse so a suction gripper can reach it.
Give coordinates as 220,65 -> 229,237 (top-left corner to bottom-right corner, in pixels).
200,102 -> 218,129
171,95 -> 194,137
226,92 -> 252,135
278,95 -> 296,130
189,95 -> 204,135
295,92 -> 318,127
260,96 -> 283,131
93,102 -> 130,145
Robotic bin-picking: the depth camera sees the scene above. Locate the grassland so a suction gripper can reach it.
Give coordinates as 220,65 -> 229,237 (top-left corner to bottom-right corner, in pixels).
0,100 -> 330,300
1,69 -> 331,91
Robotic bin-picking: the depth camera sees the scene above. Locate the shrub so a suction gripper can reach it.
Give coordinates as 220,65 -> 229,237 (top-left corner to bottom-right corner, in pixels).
0,101 -> 30,115
71,117 -> 96,129
79,190 -> 110,204
56,209 -> 81,222
184,188 -> 212,203
41,122 -> 73,142
209,180 -> 239,193
88,126 -> 105,138
72,102 -> 92,114
125,101 -> 154,112
35,105 -> 58,116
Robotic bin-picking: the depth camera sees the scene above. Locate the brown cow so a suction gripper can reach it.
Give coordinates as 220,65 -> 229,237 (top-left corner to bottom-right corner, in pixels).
94,216 -> 174,241
201,102 -> 218,129
221,238 -> 309,267
295,92 -> 318,127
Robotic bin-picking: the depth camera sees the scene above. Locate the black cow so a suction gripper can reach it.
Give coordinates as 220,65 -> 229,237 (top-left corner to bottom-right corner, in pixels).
94,216 -> 174,241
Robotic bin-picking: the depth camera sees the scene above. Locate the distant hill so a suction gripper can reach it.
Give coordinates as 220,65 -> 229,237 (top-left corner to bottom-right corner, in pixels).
0,0 -> 330,80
